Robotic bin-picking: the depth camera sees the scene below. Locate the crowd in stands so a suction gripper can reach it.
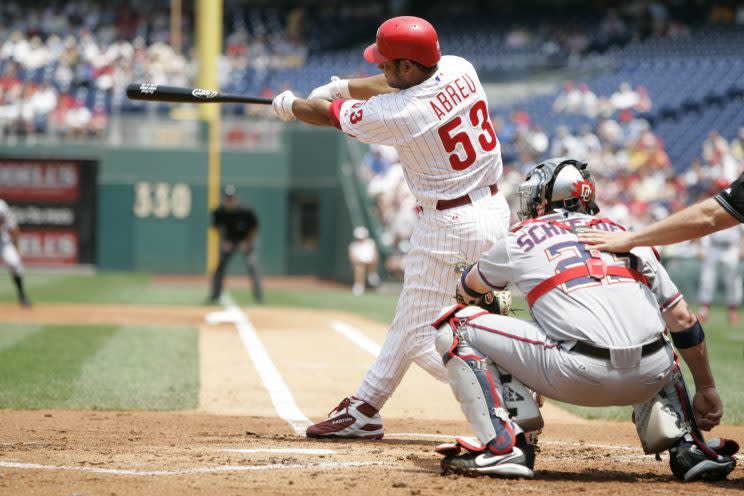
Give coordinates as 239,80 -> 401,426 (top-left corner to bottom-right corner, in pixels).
0,0 -> 310,139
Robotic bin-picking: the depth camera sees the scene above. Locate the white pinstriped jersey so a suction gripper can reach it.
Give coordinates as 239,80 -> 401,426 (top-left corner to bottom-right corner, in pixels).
335,55 -> 501,205
475,211 -> 682,347
0,199 -> 16,243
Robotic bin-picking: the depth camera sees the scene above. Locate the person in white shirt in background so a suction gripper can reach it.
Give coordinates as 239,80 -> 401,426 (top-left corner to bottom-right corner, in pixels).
348,226 -> 379,296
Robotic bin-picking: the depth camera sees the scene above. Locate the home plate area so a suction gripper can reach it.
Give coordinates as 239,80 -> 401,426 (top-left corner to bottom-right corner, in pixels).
1,411 -> 742,495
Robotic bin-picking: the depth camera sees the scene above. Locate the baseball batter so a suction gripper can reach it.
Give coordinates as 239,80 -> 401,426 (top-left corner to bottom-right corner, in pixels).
697,226 -> 743,324
272,16 -> 510,438
0,199 -> 31,307
433,158 -> 737,481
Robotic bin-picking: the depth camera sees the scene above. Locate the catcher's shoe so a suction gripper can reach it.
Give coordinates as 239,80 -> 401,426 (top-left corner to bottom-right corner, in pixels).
306,396 -> 384,439
440,434 -> 534,478
669,441 -> 737,482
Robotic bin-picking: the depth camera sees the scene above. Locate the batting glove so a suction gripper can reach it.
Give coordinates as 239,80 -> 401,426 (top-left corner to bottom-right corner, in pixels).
308,76 -> 350,101
272,90 -> 297,122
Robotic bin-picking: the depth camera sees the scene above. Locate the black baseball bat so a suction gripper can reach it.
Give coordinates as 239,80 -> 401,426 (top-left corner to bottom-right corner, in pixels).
126,83 -> 273,105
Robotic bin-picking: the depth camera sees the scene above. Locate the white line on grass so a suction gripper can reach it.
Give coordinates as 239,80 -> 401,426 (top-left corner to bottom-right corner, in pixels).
0,460 -> 385,476
330,320 -> 381,356
221,294 -> 312,435
219,448 -> 336,455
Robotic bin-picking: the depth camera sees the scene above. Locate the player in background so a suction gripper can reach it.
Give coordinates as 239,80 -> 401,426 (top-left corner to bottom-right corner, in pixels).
208,185 -> 264,304
348,226 -> 379,296
433,158 -> 737,481
696,224 -> 743,324
272,16 -> 511,439
0,198 -> 31,307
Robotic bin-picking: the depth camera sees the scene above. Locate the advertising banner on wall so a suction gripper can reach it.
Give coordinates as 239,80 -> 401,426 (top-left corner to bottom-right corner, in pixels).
0,158 -> 98,266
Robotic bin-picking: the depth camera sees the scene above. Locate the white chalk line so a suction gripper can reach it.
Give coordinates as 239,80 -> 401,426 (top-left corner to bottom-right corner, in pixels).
221,293 -> 312,435
387,433 -> 640,452
219,448 -> 335,455
0,460 -> 386,476
330,320 -> 381,357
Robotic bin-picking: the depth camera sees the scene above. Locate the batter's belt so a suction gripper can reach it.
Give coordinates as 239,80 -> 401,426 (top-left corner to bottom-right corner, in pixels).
436,184 -> 498,210
570,336 -> 666,360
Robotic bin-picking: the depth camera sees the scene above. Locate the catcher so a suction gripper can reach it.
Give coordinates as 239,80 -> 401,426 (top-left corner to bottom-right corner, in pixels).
433,158 -> 738,480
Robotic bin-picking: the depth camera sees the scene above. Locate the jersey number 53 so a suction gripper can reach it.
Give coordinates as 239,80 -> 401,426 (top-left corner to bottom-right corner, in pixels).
437,100 -> 498,171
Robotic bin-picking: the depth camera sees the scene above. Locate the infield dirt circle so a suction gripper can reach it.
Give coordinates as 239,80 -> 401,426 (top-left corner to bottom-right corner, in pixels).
0,302 -> 741,495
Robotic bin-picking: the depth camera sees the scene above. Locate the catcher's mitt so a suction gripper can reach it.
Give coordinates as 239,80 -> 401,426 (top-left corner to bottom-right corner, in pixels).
478,288 -> 512,315
456,288 -> 512,316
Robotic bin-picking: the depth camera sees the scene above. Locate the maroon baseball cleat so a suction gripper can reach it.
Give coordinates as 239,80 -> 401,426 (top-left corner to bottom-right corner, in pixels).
306,396 -> 384,439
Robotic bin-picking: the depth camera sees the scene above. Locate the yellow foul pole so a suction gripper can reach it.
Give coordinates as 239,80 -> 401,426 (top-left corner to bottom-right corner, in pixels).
196,0 -> 223,273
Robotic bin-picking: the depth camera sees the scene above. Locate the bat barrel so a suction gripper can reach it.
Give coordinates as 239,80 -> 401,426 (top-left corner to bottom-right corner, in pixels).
126,83 -> 273,105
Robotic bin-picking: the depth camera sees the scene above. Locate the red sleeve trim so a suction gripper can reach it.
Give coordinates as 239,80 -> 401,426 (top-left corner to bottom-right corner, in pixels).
329,99 -> 346,130
660,291 -> 682,311
651,246 -> 661,262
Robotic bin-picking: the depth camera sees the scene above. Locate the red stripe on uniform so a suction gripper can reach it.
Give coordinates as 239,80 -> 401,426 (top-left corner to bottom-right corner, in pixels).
467,323 -> 560,349
661,292 -> 682,310
329,99 -> 346,130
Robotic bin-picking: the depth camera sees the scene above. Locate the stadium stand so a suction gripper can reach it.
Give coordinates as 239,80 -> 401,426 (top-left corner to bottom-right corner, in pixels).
1,1 -> 742,256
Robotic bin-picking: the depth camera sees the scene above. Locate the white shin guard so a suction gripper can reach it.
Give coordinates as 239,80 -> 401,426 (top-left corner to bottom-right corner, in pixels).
435,317 -> 516,454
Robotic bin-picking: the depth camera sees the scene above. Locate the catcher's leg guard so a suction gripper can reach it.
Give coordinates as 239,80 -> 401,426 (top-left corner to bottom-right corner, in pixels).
434,308 -> 517,454
499,369 -> 544,433
633,390 -> 686,454
634,364 -> 737,481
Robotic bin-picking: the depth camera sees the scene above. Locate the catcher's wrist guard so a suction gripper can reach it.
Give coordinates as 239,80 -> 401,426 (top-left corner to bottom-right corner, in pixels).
460,264 -> 484,299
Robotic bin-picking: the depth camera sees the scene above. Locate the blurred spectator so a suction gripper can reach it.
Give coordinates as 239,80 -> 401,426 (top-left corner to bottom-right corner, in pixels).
579,84 -> 598,117
702,129 -> 738,179
634,85 -> 652,113
550,125 -> 584,158
578,124 -> 601,157
552,81 -> 582,113
597,115 -> 624,147
348,226 -> 379,296
64,99 -> 92,139
610,82 -> 639,111
517,125 -> 548,161
730,127 -> 744,165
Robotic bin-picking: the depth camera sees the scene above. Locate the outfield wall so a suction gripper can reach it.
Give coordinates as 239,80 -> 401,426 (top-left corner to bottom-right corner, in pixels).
0,126 -> 357,281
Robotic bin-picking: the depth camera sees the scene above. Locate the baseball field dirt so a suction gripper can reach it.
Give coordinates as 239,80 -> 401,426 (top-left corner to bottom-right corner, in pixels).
0,302 -> 741,495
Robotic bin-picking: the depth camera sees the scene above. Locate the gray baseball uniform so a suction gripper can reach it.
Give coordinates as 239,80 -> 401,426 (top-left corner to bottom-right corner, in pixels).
461,210 -> 679,406
698,226 -> 743,307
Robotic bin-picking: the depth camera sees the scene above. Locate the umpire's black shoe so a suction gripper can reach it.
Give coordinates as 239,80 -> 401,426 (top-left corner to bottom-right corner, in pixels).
441,434 -> 534,478
669,442 -> 737,482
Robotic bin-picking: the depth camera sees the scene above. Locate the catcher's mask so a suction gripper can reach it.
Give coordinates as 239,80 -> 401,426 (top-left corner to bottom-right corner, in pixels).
517,157 -> 599,221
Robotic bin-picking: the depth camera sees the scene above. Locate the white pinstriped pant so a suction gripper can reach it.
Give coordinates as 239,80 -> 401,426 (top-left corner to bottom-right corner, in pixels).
356,188 -> 510,410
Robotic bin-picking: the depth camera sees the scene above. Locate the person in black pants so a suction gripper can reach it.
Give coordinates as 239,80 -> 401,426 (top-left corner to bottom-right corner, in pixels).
208,185 -> 264,304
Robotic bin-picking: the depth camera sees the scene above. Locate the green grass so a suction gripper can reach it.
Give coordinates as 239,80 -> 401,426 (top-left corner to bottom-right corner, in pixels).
0,324 -> 198,410
0,272 -> 401,323
1,272 -> 742,423
0,272 -> 207,305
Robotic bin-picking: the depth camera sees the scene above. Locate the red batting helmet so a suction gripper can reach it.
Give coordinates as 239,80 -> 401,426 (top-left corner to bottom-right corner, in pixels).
364,16 -> 440,68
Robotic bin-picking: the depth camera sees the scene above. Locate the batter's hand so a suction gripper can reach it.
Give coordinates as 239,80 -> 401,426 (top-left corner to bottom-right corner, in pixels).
577,229 -> 635,253
693,386 -> 723,431
308,76 -> 350,101
272,90 -> 297,122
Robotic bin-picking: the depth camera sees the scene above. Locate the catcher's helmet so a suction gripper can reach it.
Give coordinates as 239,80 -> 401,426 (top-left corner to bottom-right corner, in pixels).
364,16 -> 440,68
517,157 -> 599,221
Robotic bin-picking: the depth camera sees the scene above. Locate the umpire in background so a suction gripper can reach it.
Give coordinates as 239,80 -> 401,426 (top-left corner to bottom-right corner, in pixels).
208,185 -> 264,304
